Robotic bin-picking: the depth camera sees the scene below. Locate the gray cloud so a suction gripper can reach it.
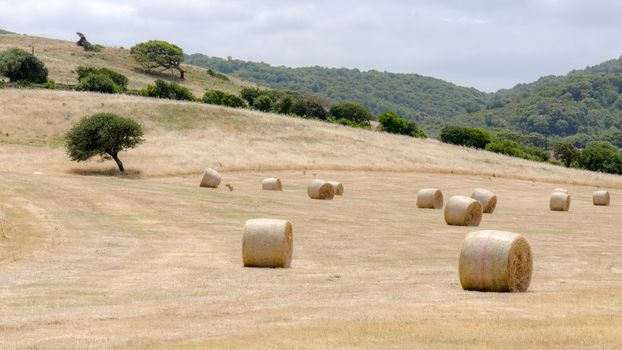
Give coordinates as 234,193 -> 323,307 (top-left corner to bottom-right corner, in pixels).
1,0 -> 621,91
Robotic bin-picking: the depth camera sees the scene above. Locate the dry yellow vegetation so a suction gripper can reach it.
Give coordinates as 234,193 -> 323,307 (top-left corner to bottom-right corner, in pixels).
0,33 -> 254,95
0,88 -> 621,349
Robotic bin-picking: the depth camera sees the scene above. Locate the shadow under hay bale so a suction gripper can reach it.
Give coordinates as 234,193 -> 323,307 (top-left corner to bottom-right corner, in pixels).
243,219 -> 293,268
459,230 -> 533,292
471,188 -> 497,214
262,177 -> 283,191
307,179 -> 335,200
200,168 -> 222,188
550,191 -> 571,211
444,196 -> 482,226
417,188 -> 443,209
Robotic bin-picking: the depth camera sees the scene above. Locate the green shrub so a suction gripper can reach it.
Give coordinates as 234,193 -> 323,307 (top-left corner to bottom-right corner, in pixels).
0,48 -> 48,83
378,111 -> 426,138
578,141 -> 622,174
440,125 -> 491,149
240,87 -> 262,105
290,98 -> 328,120
485,140 -> 535,160
202,90 -> 245,108
553,141 -> 580,167
207,69 -> 229,81
65,113 -> 144,172
42,79 -> 56,89
253,94 -> 274,112
140,79 -> 195,101
77,72 -> 120,94
329,103 -> 372,126
332,117 -> 371,129
77,66 -> 128,91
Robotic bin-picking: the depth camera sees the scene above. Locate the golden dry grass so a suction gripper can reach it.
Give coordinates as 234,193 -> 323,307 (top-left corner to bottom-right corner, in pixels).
0,33 -> 253,96
0,89 -> 621,349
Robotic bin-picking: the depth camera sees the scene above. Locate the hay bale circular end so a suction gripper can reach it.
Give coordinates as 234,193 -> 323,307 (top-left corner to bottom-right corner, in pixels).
444,196 -> 483,226
307,179 -> 335,200
200,168 -> 222,188
262,177 -> 283,191
417,188 -> 443,209
550,192 -> 571,211
471,188 -> 497,214
593,190 -> 610,206
328,181 -> 344,196
243,219 -> 293,268
459,230 -> 533,292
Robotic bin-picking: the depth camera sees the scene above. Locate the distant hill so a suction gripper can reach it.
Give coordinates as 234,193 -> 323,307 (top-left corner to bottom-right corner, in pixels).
451,58 -> 622,146
185,54 -> 490,135
0,29 -> 15,35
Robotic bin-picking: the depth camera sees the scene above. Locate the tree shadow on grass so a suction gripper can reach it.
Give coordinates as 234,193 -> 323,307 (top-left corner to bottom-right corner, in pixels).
69,167 -> 142,179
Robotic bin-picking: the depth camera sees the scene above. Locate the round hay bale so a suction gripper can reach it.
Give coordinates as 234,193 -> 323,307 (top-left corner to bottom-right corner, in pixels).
243,219 -> 293,268
471,188 -> 497,214
328,181 -> 344,196
553,188 -> 568,194
550,192 -> 571,211
444,196 -> 483,226
200,168 -> 222,188
459,230 -> 533,292
307,179 -> 335,200
417,188 -> 443,209
262,177 -> 283,191
593,190 -> 610,206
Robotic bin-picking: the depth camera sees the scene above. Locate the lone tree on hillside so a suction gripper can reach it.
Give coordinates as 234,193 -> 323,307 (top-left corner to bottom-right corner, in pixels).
0,48 -> 48,83
75,32 -> 100,52
65,113 -> 144,173
130,40 -> 185,79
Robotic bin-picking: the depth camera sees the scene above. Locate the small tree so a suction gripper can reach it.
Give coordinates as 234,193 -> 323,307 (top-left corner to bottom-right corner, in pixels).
0,48 -> 48,83
440,125 -> 491,149
578,141 -> 622,174
77,66 -> 128,91
65,113 -> 144,172
130,40 -> 185,79
329,103 -> 372,126
553,141 -> 580,167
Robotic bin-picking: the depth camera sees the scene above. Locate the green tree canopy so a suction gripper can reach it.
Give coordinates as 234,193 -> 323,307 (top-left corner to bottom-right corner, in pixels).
140,79 -> 195,101
378,111 -> 426,138
578,141 -> 622,174
130,40 -> 185,79
329,103 -> 373,126
553,141 -> 580,167
65,113 -> 144,172
0,48 -> 48,83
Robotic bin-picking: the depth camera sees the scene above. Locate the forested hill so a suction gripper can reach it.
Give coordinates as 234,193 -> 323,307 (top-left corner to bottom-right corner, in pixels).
184,54 -> 490,127
450,56 -> 622,147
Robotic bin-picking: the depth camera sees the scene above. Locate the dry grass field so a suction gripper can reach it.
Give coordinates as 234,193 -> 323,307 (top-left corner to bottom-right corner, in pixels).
0,33 -> 253,96
1,89 -> 622,349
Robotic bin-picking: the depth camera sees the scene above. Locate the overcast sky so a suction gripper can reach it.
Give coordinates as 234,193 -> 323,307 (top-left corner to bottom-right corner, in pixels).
2,0 -> 622,91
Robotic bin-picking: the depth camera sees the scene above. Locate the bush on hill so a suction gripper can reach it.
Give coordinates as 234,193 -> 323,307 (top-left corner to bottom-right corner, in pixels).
329,103 -> 373,126
440,125 -> 491,149
203,90 -> 245,108
140,79 -> 195,101
378,111 -> 426,138
0,48 -> 48,83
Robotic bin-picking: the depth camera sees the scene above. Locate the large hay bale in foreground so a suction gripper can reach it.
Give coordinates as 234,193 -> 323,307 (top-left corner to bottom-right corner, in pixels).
553,188 -> 568,194
307,179 -> 335,200
471,188 -> 497,214
243,219 -> 293,268
262,177 -> 283,191
550,191 -> 571,211
593,190 -> 610,206
459,230 -> 533,292
328,181 -> 344,196
417,188 -> 443,209
199,168 -> 222,188
444,196 -> 483,226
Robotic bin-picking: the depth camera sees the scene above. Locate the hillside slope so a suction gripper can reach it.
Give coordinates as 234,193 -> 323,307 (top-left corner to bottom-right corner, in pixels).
185,54 -> 490,133
1,88 -> 620,188
451,58 -> 622,145
0,33 -> 254,96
